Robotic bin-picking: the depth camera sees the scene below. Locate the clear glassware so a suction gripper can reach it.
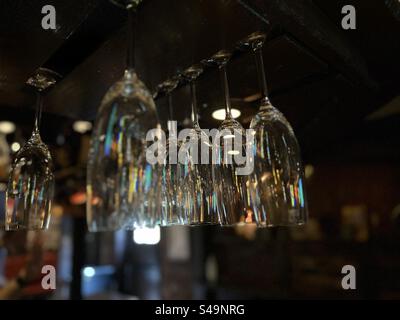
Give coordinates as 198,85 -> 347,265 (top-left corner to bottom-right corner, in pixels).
205,51 -> 253,226
139,89 -> 166,229
181,65 -> 219,225
145,121 -> 165,227
243,32 -> 308,227
86,1 -> 158,231
130,119 -> 163,229
5,68 -> 57,230
157,78 -> 193,226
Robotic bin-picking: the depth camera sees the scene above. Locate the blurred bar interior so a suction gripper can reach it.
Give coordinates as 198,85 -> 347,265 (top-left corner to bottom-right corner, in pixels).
0,0 -> 400,300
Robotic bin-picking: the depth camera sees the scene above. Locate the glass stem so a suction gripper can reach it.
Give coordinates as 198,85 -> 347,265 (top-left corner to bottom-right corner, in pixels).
154,104 -> 161,127
220,65 -> 232,119
33,91 -> 43,135
126,7 -> 136,70
255,48 -> 269,101
168,94 -> 173,121
167,93 -> 175,133
190,81 -> 199,127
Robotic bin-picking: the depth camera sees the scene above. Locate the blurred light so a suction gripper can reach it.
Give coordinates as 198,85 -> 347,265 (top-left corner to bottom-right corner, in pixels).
0,121 -> 16,135
212,108 -> 241,120
182,117 -> 192,126
246,180 -> 257,188
11,142 -> 20,153
234,223 -> 257,241
227,150 -> 240,155
83,266 -> 96,278
0,135 -> 10,166
205,255 -> 218,285
73,121 -> 92,134
52,204 -> 64,218
305,164 -> 315,179
70,191 -> 86,205
133,226 -> 160,245
91,196 -> 101,206
261,172 -> 271,182
223,134 -> 235,140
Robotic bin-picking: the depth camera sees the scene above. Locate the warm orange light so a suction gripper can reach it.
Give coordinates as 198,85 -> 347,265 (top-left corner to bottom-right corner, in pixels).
69,191 -> 86,205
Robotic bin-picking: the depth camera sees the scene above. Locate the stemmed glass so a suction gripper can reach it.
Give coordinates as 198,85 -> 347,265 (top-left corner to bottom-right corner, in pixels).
242,32 -> 308,226
157,78 -> 192,226
181,65 -> 218,225
205,51 -> 253,226
5,68 -> 58,230
87,0 -> 158,231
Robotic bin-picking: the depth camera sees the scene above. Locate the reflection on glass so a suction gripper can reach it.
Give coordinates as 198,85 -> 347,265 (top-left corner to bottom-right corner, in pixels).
158,78 -> 192,226
86,3 -> 158,231
182,65 -> 218,225
206,51 -> 252,226
243,32 -> 308,226
6,68 -> 57,230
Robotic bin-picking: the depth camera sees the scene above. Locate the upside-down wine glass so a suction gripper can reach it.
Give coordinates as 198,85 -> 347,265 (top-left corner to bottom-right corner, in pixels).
205,50 -> 254,226
181,65 -> 218,225
158,78 -> 193,226
243,31 -> 308,226
87,0 -> 158,231
5,68 -> 58,230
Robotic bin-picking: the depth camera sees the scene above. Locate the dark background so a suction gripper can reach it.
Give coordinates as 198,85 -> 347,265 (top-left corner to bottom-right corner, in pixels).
0,0 -> 399,299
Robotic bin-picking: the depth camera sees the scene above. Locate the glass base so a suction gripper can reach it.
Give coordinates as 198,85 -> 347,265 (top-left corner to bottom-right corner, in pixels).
26,68 -> 60,91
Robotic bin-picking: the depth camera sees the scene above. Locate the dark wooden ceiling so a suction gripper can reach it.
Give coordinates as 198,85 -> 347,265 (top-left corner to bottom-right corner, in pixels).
1,0 -> 400,164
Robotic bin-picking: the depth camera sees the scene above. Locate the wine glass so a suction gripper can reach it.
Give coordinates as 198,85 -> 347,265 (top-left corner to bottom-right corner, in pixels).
157,78 -> 193,226
87,0 -> 158,231
137,93 -> 165,228
5,68 -> 58,230
204,50 -> 253,226
133,119 -> 163,229
181,65 -> 218,225
242,32 -> 308,227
